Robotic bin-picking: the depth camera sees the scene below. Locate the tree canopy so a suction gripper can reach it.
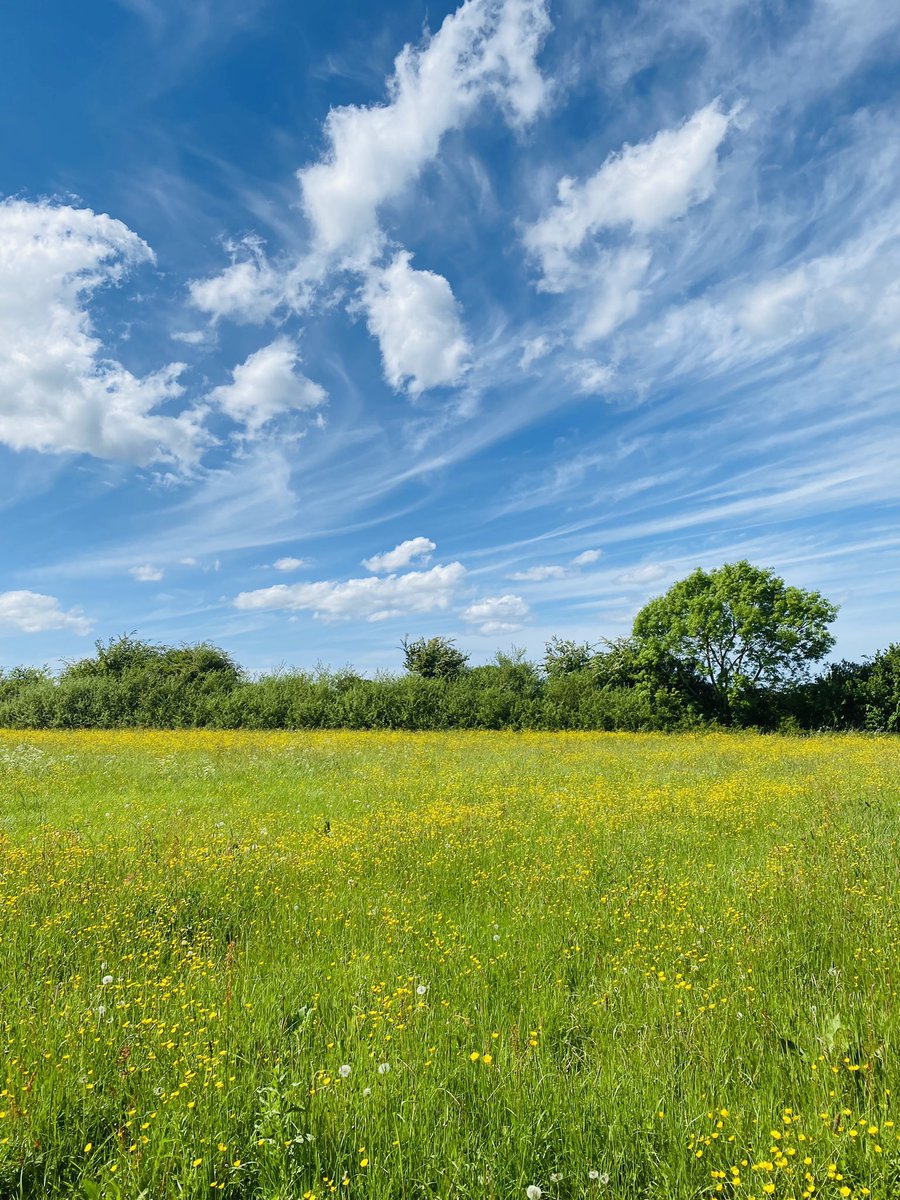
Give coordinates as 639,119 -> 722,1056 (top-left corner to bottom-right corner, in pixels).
401,635 -> 469,680
632,560 -> 838,720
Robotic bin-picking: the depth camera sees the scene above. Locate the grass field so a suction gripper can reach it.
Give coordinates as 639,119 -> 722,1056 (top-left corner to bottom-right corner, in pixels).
0,730 -> 897,1200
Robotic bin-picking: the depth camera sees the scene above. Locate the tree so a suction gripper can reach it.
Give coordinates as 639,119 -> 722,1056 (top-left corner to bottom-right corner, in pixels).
543,636 -> 595,678
864,644 -> 900,731
632,561 -> 838,721
401,636 -> 469,680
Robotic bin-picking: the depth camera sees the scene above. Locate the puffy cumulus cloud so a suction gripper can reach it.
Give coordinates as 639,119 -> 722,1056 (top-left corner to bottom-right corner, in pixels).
209,338 -> 327,435
130,564 -> 164,582
462,593 -> 530,633
362,253 -> 471,394
299,0 -> 552,260
363,537 -> 436,573
190,1 -> 550,398
234,561 -> 466,622
525,102 -> 735,292
188,237 -> 309,324
0,198 -> 204,467
0,590 -> 92,635
273,556 -> 307,572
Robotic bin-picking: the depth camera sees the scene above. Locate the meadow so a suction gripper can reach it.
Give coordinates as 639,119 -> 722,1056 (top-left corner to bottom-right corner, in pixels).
0,730 -> 896,1200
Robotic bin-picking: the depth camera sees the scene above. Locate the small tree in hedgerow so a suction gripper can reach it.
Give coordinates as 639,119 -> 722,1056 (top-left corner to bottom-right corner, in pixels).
632,560 -> 838,722
401,636 -> 469,680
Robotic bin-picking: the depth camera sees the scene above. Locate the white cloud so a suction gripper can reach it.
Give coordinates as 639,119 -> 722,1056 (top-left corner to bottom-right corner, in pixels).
188,237 -> 305,324
507,548 -> 602,580
462,592 -> 530,633
577,246 -> 651,343
617,563 -> 667,585
363,537 -> 436,573
362,253 -> 471,394
234,561 -> 466,622
130,564 -> 164,582
209,338 -> 327,435
508,564 -> 569,581
273,556 -> 307,572
524,101 -> 735,292
0,199 -> 203,467
571,360 -> 615,393
519,334 -> 556,369
170,329 -> 208,345
298,0 -> 552,260
0,590 -> 92,635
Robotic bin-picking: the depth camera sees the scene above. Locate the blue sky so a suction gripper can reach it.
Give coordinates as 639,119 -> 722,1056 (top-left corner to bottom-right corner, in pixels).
1,0 -> 898,673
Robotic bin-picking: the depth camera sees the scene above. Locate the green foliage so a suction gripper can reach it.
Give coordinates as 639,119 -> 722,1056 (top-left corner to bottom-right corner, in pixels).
865,643 -> 900,731
632,560 -> 838,721
543,636 -> 595,678
401,635 -> 469,679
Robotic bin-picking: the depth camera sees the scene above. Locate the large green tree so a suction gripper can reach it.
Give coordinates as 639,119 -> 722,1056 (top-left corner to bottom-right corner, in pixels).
632,561 -> 838,720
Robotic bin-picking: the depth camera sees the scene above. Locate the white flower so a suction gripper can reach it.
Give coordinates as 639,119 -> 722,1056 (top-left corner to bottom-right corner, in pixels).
96,1004 -> 106,1018
416,984 -> 427,995
599,1174 -> 610,1186
362,1087 -> 372,1097
589,1170 -> 600,1181
101,975 -> 113,986
526,1187 -> 543,1200
338,1064 -> 351,1078
377,1062 -> 391,1074
550,1173 -> 563,1183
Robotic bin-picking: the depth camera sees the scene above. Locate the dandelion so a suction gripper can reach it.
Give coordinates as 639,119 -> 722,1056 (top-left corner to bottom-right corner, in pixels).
338,1064 -> 351,1078
550,1173 -> 563,1183
377,1062 -> 390,1074
101,975 -> 113,986
526,1187 -> 543,1200
362,1087 -> 372,1097
588,1170 -> 599,1181
416,984 -> 428,995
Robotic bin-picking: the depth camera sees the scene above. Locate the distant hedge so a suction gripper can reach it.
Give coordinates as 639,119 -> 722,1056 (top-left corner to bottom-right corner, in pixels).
0,635 -> 897,732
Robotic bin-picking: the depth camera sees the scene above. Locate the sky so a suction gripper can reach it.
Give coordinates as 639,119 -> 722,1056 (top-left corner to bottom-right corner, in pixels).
1,0 -> 899,674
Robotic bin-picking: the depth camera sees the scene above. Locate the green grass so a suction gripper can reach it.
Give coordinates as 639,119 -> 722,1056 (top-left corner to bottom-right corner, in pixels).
0,729 -> 897,1199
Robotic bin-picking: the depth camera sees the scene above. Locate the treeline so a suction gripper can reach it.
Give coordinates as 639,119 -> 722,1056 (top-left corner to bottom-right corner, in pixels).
0,631 -> 897,732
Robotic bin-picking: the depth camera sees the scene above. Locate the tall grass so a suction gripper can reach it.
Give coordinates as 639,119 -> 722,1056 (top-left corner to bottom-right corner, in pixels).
0,730 -> 897,1198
